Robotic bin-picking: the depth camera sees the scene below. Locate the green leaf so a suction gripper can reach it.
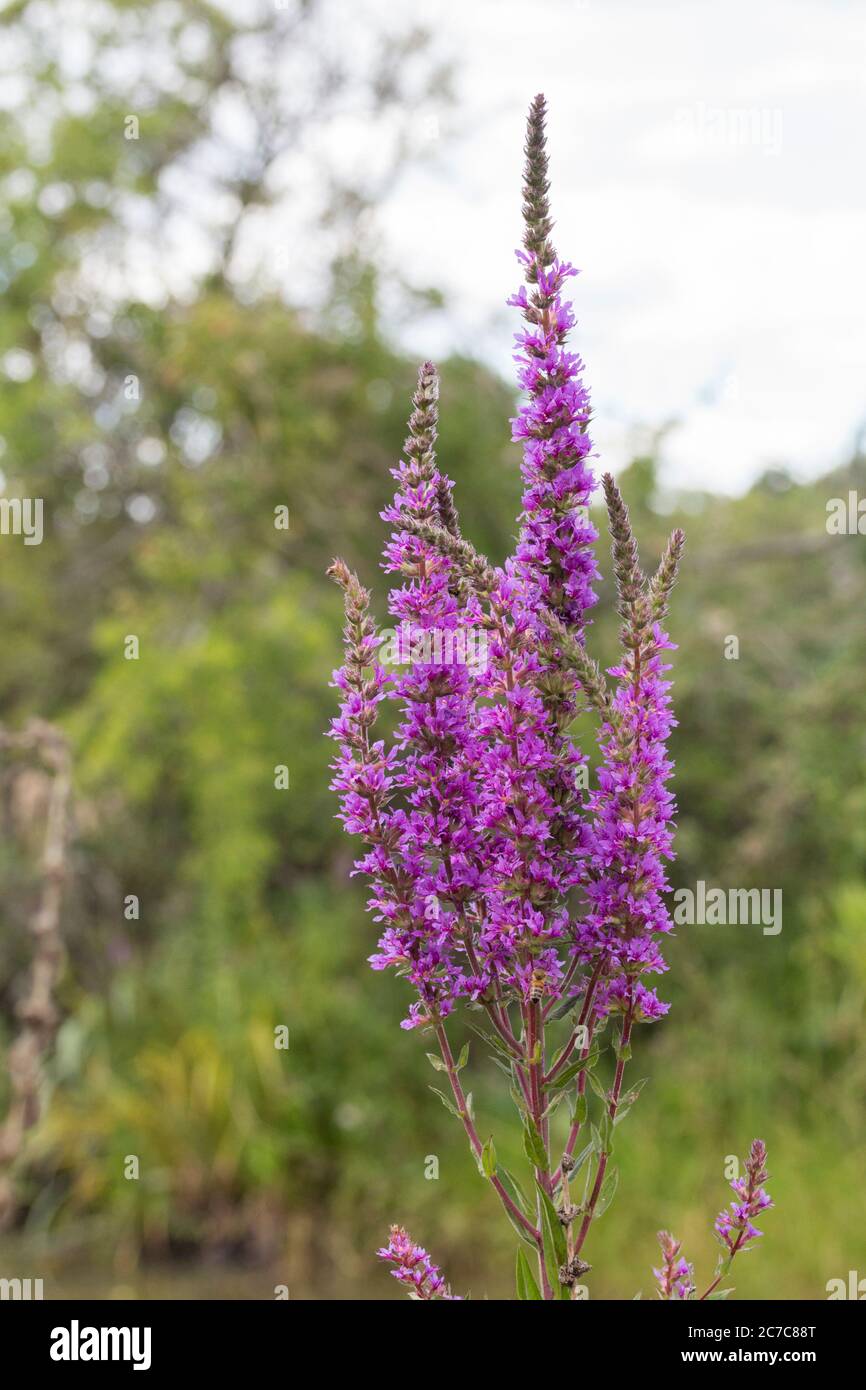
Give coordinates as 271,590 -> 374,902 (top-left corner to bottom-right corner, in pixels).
570,1092 -> 588,1126
599,1111 -> 615,1155
516,1247 -> 542,1300
464,1090 -> 474,1122
504,1207 -> 538,1249
467,1022 -> 515,1062
594,1165 -> 619,1218
547,994 -> 580,1022
535,1180 -> 569,1300
498,1168 -> 537,1249
707,1287 -> 735,1300
615,1077 -> 648,1125
426,1052 -> 447,1072
587,1068 -> 609,1103
542,1090 -> 567,1120
569,1140 -> 593,1178
535,1180 -> 567,1266
427,1084 -> 459,1118
537,1184 -> 567,1266
547,1048 -> 600,1090
480,1135 -> 497,1179
522,1117 -> 548,1170
498,1165 -> 532,1215
456,1041 -> 470,1072
509,1085 -> 530,1116
582,1154 -> 597,1203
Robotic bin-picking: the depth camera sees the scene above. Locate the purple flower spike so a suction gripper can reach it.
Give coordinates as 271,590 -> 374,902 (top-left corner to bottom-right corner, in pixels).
656,1139 -> 775,1301
714,1138 -> 774,1257
322,94 -> 741,1301
378,1225 -> 462,1301
578,479 -> 684,1026
654,1231 -> 695,1300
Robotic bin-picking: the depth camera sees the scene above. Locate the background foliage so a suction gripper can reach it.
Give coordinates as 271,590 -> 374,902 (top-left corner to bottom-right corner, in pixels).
0,0 -> 863,1299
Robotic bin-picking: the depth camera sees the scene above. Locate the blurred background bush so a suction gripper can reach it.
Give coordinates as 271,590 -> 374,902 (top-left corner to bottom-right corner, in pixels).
0,0 -> 863,1299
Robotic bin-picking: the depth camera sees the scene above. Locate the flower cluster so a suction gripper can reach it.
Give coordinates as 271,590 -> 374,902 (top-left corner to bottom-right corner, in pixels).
375,363 -> 486,1027
474,107 -> 601,1001
509,258 -> 598,641
323,94 -> 757,1303
328,98 -> 625,1024
578,480 -> 684,1026
654,1230 -> 695,1300
653,1140 -> 774,1300
464,237 -> 601,1000
715,1138 -> 773,1253
377,1225 -> 461,1301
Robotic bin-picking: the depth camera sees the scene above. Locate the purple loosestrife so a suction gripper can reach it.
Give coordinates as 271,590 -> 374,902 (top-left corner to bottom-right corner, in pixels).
654,1231 -> 695,1301
652,1140 -> 774,1300
329,377 -> 543,1259
552,486 -> 683,1209
508,96 -> 598,945
326,559 -> 399,920
327,94 -> 774,1302
579,477 -> 685,1027
710,1139 -> 774,1288
377,362 -> 485,1028
326,563 -> 435,1032
472,96 -> 597,1011
378,1225 -> 462,1301
473,576 -> 580,1001
509,95 -> 599,648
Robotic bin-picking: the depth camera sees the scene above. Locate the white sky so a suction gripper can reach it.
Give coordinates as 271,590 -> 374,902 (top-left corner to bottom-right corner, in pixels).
373,0 -> 866,493
5,0 -> 861,495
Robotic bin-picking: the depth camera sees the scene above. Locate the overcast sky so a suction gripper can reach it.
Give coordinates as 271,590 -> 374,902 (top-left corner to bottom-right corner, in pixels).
373,0 -> 866,493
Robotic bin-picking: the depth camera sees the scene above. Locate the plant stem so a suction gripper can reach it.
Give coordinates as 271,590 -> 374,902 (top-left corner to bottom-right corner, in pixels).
544,954 -> 603,1085
550,956 -> 605,1189
698,1234 -> 744,1301
571,1005 -> 634,1259
435,1023 -> 541,1246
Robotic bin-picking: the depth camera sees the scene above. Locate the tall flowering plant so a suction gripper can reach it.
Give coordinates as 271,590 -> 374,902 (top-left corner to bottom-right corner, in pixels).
328,96 -> 772,1301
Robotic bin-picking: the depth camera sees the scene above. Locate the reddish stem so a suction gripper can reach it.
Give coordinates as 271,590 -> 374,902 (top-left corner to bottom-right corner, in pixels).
571,1006 -> 634,1259
435,1024 -> 541,1246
